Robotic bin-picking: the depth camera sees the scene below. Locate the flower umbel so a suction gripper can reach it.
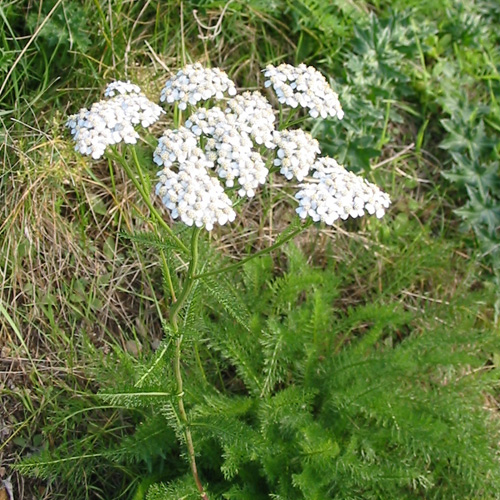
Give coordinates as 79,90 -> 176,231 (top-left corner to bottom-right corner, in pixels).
264,63 -> 344,120
66,83 -> 163,159
160,63 -> 237,111
104,80 -> 142,98
295,158 -> 391,225
224,91 -> 276,148
66,65 -> 390,233
185,107 -> 268,198
153,127 -> 204,168
154,127 -> 236,231
273,129 -> 321,181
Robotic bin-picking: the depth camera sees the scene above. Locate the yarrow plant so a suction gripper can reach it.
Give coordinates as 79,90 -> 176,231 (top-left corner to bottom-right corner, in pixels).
159,62 -> 237,110
64,62 -> 391,498
296,158 -> 391,223
273,129 -> 321,181
66,81 -> 163,159
264,63 -> 344,119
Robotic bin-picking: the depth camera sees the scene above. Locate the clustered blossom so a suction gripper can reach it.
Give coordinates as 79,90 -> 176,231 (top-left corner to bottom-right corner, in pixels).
160,63 -> 237,110
155,128 -> 236,231
67,65 -> 391,233
66,90 -> 163,159
153,127 -> 204,168
225,91 -> 276,148
273,129 -> 320,181
185,105 -> 227,136
186,107 -> 268,198
264,63 -> 344,120
104,80 -> 142,98
156,168 -> 236,231
295,158 -> 391,225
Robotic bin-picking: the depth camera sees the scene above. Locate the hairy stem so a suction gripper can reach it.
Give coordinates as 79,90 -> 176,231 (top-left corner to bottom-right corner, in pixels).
170,227 -> 208,499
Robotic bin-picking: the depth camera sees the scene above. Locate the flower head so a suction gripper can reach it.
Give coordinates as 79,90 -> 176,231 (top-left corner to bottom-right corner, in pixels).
273,129 -> 321,181
225,91 -> 276,148
66,91 -> 163,159
160,63 -> 237,111
185,107 -> 268,198
104,80 -> 142,98
295,158 -> 391,225
264,63 -> 344,120
156,166 -> 236,231
153,127 -> 208,168
154,127 -> 236,231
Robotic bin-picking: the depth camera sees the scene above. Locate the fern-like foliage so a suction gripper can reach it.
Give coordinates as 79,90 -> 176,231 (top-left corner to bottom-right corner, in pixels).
18,237 -> 500,499
183,243 -> 500,499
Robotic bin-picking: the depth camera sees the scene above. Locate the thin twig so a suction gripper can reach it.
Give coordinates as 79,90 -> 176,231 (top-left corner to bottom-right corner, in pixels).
144,40 -> 170,72
372,143 -> 415,170
180,1 -> 186,66
124,0 -> 153,76
193,0 -> 235,40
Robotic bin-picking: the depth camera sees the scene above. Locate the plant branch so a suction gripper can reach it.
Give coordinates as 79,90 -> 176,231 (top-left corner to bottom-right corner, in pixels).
170,227 -> 208,499
194,219 -> 313,280
110,148 -> 189,254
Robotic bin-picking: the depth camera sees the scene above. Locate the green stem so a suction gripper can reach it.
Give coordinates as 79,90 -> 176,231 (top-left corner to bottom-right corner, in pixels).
180,0 -> 187,67
173,335 -> 208,499
170,227 -> 208,500
170,227 -> 201,331
128,149 -> 181,299
110,148 -> 189,254
194,219 -> 313,280
279,105 -> 302,130
160,247 -> 176,302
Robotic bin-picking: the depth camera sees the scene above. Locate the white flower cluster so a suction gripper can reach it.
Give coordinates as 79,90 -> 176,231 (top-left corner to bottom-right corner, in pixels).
160,63 -> 237,110
66,90 -> 163,159
185,107 -> 268,198
153,127 -> 204,168
295,158 -> 391,225
264,63 -> 344,120
104,80 -> 142,98
224,91 -> 276,148
185,105 -> 227,136
65,65 -> 391,233
273,129 -> 320,181
155,128 -> 236,231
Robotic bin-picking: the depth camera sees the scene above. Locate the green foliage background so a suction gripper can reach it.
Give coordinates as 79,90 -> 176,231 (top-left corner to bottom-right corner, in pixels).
1,0 -> 500,499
